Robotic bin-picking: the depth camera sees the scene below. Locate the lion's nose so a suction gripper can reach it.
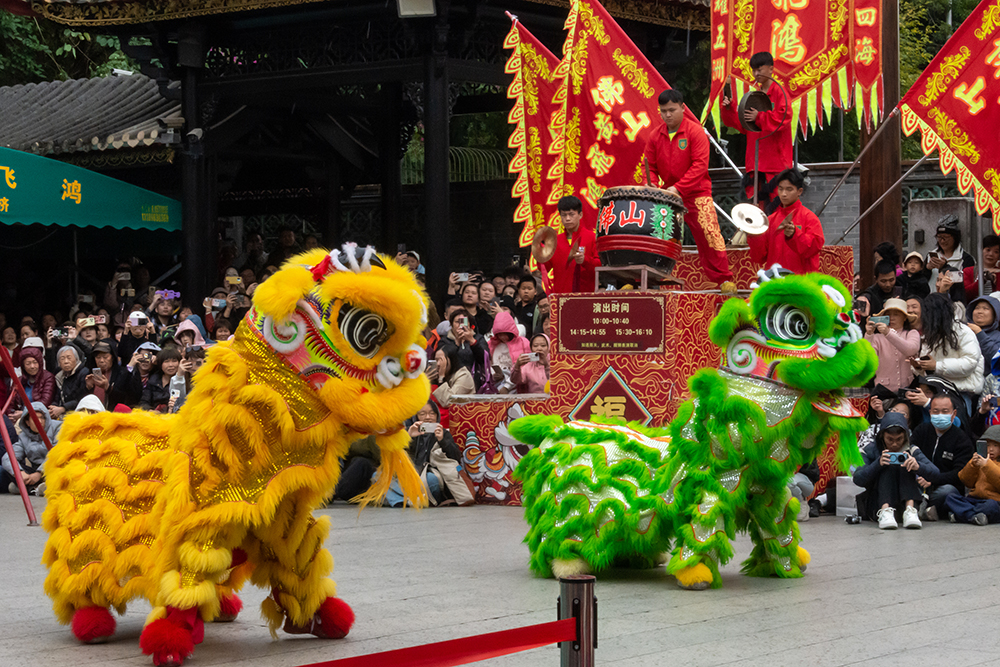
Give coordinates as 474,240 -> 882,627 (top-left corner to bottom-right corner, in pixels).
375,346 -> 426,389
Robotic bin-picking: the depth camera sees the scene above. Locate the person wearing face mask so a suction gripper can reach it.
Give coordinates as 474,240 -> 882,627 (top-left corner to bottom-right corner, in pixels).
910,393 -> 975,521
853,412 -> 939,529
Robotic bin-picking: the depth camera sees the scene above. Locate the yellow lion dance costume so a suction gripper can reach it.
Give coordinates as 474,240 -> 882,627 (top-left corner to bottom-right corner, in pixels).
42,244 -> 430,666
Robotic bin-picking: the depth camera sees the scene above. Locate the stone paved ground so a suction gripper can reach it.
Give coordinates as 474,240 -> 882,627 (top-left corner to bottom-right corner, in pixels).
4,499 -> 999,667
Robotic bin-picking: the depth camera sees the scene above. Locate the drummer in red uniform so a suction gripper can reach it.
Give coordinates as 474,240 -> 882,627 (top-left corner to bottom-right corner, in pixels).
643,89 -> 735,294
747,168 -> 824,274
720,52 -> 793,210
542,195 -> 600,294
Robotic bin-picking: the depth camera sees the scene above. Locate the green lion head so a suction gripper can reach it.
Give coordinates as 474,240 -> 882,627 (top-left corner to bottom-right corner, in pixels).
708,266 -> 877,393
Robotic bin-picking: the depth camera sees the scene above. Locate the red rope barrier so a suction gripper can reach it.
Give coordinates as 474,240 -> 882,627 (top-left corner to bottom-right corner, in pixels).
303,617 -> 577,667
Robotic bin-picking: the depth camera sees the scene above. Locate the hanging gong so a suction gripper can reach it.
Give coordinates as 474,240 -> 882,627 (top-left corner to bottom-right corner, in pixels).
737,90 -> 773,133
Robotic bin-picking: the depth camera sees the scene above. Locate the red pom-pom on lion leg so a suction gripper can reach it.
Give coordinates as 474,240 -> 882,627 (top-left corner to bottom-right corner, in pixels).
139,607 -> 205,667
283,597 -> 354,639
71,606 -> 116,644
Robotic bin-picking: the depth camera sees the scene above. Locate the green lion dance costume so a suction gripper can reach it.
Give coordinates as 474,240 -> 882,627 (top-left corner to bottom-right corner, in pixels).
510,267 -> 877,590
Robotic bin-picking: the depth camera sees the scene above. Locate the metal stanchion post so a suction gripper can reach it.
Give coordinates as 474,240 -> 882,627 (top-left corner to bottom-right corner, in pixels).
558,575 -> 596,667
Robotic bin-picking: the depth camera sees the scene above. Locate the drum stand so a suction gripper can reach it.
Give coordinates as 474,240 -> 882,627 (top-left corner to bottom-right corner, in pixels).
594,264 -> 684,292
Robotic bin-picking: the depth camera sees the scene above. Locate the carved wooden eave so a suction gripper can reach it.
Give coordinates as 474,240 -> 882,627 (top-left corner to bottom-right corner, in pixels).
28,0 -> 709,30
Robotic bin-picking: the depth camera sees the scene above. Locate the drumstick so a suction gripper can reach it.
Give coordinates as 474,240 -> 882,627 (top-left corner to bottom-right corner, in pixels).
643,157 -> 652,187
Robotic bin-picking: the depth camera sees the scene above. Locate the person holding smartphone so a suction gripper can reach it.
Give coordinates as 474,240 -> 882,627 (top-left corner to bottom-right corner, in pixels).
430,345 -> 475,407
944,426 -> 1000,525
439,308 -> 487,390
511,333 -> 551,394
853,412 -> 938,529
864,298 -> 920,392
139,345 -> 182,412
925,216 -> 976,303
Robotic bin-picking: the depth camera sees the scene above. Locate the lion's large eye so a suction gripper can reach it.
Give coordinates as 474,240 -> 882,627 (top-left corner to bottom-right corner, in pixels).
338,305 -> 392,358
766,304 -> 811,341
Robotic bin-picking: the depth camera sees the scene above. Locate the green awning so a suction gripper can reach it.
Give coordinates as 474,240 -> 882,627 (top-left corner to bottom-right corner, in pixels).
0,146 -> 181,232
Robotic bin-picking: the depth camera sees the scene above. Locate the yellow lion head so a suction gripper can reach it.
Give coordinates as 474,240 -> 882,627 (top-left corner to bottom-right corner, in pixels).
246,243 -> 431,434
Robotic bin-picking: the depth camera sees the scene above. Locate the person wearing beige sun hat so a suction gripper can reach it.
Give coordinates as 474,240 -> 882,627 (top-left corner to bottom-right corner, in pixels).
864,297 -> 921,391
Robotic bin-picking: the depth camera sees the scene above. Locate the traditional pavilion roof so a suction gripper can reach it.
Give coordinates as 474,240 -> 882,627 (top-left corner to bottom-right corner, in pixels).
14,0 -> 707,29
0,73 -> 182,156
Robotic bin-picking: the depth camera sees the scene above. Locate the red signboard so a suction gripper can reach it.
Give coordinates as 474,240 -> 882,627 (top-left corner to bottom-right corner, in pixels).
557,293 -> 665,353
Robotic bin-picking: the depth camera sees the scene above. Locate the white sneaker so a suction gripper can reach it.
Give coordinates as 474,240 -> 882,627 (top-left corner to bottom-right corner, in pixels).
902,506 -> 922,529
877,507 -> 898,530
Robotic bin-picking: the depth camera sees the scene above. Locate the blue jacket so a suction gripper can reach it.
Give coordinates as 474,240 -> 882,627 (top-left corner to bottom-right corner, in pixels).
853,430 -> 939,490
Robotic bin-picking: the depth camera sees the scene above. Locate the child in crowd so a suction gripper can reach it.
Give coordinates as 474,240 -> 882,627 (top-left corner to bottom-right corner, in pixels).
489,312 -> 531,393
899,251 -> 931,299
510,333 -> 551,394
945,425 -> 1000,525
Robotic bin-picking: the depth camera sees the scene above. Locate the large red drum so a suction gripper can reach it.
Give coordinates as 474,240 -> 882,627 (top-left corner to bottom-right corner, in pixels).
595,185 -> 686,272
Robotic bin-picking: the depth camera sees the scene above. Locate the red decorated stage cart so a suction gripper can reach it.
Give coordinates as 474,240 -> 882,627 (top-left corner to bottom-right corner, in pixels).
450,245 -> 866,505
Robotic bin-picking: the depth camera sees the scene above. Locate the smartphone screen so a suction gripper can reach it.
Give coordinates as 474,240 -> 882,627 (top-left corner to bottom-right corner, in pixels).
978,440 -> 989,457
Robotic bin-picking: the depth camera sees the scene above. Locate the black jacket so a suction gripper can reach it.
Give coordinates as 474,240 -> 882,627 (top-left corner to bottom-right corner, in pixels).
911,422 -> 974,488
139,372 -> 172,412
58,365 -> 90,411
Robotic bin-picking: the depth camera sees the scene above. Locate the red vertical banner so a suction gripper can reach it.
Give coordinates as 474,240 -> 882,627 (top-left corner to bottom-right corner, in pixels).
705,0 -> 879,137
546,0 -> 681,234
851,0 -> 883,129
899,0 -> 1000,224
504,18 -> 560,250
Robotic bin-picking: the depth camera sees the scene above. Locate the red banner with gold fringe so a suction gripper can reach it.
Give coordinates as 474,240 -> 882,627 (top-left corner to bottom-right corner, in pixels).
543,0 -> 690,233
503,17 -> 561,250
899,0 -> 1000,225
705,0 -> 883,139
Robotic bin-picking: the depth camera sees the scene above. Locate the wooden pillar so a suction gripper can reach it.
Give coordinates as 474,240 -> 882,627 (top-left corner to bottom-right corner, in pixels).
858,0 -> 901,286
380,82 -> 403,251
424,14 -> 450,302
325,158 -> 341,247
181,63 -> 216,303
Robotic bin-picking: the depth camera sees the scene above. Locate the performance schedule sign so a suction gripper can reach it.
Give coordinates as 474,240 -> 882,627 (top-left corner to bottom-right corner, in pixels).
558,293 -> 665,354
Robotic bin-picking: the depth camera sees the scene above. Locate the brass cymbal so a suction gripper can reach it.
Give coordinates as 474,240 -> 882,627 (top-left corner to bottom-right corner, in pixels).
737,90 -> 773,133
531,225 -> 558,263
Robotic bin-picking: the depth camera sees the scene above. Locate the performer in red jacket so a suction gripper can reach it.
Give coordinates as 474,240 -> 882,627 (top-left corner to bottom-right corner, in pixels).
643,89 -> 734,292
747,168 -> 824,274
543,195 -> 600,294
720,52 -> 793,207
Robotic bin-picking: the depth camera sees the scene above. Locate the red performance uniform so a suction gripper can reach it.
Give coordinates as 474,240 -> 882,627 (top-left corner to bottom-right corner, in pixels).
720,82 -> 793,200
747,199 -> 824,274
643,115 -> 733,284
542,225 -> 600,294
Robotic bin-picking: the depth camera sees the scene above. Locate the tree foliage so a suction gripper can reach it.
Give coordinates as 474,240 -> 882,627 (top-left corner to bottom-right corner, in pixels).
0,13 -> 134,87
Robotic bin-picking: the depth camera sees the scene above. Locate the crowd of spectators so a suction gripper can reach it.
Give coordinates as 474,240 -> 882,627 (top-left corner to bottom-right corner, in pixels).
843,217 -> 1000,529
0,226 -> 553,506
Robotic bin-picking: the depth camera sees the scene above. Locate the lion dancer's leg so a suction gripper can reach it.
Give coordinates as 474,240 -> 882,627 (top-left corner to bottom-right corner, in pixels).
684,195 -> 734,289
741,485 -> 808,578
254,492 -> 354,641
139,524 -> 249,666
664,472 -> 736,590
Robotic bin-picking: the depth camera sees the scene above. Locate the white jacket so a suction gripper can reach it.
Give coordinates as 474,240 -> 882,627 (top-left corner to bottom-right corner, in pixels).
919,322 -> 984,394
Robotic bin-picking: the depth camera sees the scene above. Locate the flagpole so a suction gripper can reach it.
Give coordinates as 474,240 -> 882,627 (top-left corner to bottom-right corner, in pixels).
832,152 -> 931,245
816,107 -> 900,218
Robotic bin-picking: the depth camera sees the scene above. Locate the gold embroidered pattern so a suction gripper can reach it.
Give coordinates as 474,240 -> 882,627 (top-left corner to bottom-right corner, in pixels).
521,43 -> 551,117
565,107 -> 582,174
570,32 -> 591,95
612,47 -> 654,98
928,107 -> 980,164
578,0 -> 611,45
734,0 -> 754,51
734,56 -> 754,82
919,47 -> 971,106
528,127 -> 542,192
789,45 -> 848,90
695,196 -> 727,252
986,169 -> 1000,199
828,0 -> 848,40
976,0 -> 1000,40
